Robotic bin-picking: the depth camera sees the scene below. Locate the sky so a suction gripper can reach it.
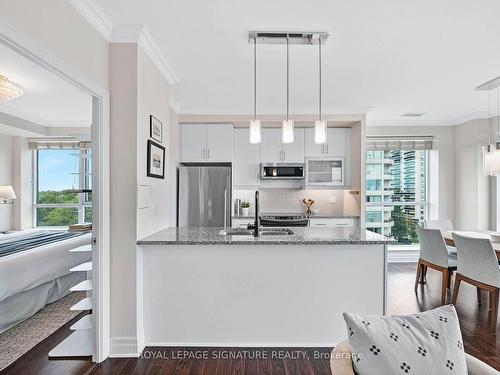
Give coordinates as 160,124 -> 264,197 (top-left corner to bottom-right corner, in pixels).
38,149 -> 80,191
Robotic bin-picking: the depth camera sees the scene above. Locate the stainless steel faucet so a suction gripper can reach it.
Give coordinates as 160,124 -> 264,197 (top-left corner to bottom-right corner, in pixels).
247,190 -> 260,237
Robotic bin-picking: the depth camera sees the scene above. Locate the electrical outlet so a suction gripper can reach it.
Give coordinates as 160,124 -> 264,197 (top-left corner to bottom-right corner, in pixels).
328,196 -> 337,204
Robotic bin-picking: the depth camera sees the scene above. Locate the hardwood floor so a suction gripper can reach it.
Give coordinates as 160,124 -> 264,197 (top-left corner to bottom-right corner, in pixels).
2,262 -> 499,374
390,262 -> 500,370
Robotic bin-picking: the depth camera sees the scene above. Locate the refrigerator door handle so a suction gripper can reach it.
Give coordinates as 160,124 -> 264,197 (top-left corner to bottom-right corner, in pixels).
223,188 -> 227,228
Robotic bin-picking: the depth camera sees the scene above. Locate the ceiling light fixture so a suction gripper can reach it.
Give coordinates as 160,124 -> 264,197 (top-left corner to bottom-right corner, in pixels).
314,36 -> 327,144
477,76 -> 500,176
249,37 -> 261,144
282,36 -> 294,144
0,74 -> 23,102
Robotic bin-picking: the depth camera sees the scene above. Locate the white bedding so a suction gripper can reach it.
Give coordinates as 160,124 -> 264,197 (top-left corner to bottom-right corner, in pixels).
0,229 -> 92,303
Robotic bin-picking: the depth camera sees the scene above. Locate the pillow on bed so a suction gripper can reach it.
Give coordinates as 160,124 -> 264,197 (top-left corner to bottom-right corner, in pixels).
343,305 -> 467,375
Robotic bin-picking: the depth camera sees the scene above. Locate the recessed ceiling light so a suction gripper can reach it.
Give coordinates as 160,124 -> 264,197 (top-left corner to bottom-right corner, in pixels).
401,113 -> 425,117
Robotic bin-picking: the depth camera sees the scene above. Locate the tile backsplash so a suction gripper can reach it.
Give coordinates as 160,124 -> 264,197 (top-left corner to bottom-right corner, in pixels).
234,189 -> 345,216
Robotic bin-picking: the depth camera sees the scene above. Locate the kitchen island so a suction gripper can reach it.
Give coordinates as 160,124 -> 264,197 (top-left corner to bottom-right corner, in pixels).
137,227 -> 395,347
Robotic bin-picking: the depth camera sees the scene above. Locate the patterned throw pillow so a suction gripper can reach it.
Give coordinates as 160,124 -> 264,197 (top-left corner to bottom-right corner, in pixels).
343,305 -> 467,375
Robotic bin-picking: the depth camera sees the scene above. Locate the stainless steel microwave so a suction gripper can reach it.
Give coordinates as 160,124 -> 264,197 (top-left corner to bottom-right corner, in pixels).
260,163 -> 305,180
305,158 -> 345,186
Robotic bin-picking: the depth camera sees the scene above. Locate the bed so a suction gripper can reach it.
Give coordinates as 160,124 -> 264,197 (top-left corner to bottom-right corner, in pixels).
0,229 -> 92,334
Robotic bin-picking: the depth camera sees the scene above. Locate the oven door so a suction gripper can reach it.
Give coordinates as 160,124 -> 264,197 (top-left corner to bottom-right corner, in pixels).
260,163 -> 305,180
305,158 -> 345,186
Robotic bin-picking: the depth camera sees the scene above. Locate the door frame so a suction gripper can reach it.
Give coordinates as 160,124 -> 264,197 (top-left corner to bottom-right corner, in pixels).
0,19 -> 110,362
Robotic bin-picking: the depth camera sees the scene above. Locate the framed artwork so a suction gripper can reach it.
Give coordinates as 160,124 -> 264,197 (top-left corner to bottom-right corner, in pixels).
147,140 -> 165,179
150,115 -> 163,143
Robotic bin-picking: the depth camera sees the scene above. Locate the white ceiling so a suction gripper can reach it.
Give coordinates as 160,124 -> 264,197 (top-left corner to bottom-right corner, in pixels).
0,43 -> 92,127
95,0 -> 500,124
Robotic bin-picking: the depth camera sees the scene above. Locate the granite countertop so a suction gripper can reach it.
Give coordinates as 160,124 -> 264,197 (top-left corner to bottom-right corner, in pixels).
232,213 -> 360,219
137,227 -> 396,246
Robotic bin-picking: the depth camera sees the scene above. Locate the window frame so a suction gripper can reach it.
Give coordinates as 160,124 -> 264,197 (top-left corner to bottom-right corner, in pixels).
33,149 -> 92,227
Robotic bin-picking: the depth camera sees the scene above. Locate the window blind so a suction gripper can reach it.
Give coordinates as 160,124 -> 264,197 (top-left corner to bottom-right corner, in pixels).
28,137 -> 91,150
365,136 -> 434,151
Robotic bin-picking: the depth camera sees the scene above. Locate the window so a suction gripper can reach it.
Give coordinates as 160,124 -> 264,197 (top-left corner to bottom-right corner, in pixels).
35,149 -> 92,226
365,149 -> 428,244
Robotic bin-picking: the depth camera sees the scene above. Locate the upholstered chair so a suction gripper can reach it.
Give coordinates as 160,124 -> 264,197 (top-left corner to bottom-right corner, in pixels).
415,226 -> 457,304
452,232 -> 500,334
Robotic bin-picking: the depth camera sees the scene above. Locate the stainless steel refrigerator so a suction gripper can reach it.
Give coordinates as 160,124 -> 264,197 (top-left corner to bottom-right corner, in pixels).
178,164 -> 232,227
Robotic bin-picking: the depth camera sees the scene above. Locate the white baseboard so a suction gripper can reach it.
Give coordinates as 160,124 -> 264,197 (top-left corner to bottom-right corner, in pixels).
110,335 -> 144,357
145,342 -> 335,347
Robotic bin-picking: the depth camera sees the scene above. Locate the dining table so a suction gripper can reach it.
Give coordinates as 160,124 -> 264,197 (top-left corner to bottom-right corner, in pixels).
443,230 -> 500,259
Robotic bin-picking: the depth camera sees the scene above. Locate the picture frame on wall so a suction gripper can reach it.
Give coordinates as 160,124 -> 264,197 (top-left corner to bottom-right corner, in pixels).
150,115 -> 163,143
147,140 -> 165,179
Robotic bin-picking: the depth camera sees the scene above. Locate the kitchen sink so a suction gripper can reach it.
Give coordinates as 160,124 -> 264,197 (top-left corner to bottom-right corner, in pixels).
219,228 -> 294,236
219,229 -> 253,236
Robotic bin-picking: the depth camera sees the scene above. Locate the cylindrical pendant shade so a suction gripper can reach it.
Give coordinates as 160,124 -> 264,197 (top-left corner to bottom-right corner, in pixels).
282,120 -> 294,143
249,119 -> 261,144
314,120 -> 327,144
483,144 -> 500,176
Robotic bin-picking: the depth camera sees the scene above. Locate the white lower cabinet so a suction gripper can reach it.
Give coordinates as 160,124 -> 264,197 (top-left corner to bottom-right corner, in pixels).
309,218 -> 355,227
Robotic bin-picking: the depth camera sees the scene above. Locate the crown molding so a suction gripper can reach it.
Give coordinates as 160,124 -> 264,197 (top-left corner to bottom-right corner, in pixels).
169,95 -> 181,114
450,110 -> 497,125
68,0 -> 113,41
366,119 -> 454,127
110,25 -> 179,85
0,104 -> 91,128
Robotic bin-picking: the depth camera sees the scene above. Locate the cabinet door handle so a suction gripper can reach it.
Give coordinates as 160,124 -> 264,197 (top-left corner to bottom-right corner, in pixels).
283,151 -> 286,161
203,148 -> 206,159
314,223 -> 327,226
321,145 -> 325,154
207,148 -> 210,159
326,145 -> 329,154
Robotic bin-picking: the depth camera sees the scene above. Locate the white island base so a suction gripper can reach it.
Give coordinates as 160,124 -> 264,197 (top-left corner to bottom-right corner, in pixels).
139,240 -> 387,347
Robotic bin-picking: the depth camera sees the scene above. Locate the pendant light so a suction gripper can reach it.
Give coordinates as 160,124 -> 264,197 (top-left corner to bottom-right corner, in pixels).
249,37 -> 261,144
282,36 -> 294,144
314,36 -> 327,144
482,85 -> 500,176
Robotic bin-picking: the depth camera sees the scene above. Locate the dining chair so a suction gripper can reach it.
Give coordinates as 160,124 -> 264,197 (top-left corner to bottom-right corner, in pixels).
415,226 -> 458,305
425,219 -> 454,232
452,232 -> 500,334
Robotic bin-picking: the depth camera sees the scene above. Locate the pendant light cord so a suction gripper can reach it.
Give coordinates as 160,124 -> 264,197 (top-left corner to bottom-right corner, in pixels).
319,37 -> 322,121
286,36 -> 289,121
253,36 -> 257,120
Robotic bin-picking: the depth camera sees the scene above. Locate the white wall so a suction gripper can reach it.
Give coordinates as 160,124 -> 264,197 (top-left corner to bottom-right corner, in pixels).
12,137 -> 33,230
109,43 -> 173,356
454,118 -> 492,230
367,125 -> 456,225
109,43 -> 139,351
0,134 -> 15,231
136,47 -> 170,238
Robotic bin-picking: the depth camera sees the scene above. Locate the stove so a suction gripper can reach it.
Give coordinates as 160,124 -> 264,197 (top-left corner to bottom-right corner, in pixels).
259,214 -> 309,227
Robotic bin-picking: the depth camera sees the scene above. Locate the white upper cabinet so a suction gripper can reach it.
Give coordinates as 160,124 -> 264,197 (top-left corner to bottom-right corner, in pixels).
282,128 -> 304,163
260,128 -> 304,163
181,124 -> 206,161
205,124 -> 233,162
233,128 -> 260,187
326,128 -> 348,157
260,128 -> 283,163
304,128 -> 350,158
181,124 -> 233,162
